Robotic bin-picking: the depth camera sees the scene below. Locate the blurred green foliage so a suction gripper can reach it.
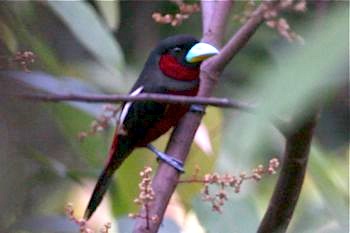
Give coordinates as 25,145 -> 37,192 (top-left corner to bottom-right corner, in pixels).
0,1 -> 348,233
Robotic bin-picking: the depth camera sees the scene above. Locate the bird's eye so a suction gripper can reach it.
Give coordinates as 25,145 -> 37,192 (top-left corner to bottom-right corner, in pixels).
172,47 -> 181,53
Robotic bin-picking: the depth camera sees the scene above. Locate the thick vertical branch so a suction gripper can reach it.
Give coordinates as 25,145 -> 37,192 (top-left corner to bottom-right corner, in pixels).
257,111 -> 319,233
133,1 -> 272,232
201,0 -> 233,49
200,1 -> 215,34
258,2 -> 326,232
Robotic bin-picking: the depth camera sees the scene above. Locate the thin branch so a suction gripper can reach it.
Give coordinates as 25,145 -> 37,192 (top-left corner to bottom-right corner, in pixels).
17,92 -> 255,112
257,110 -> 319,233
18,92 -> 289,135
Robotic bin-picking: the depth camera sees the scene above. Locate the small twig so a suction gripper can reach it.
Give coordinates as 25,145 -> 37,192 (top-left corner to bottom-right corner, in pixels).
17,92 -> 255,112
18,91 -> 290,138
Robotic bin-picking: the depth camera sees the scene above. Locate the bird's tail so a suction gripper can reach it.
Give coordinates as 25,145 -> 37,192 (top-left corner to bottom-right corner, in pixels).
83,131 -> 127,220
83,160 -> 117,220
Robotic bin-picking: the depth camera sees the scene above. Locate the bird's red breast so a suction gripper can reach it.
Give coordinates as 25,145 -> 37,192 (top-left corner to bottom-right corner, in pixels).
159,54 -> 200,81
138,54 -> 200,146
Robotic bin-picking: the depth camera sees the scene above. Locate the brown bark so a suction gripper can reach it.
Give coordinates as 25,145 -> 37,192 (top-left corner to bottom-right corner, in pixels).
257,111 -> 319,233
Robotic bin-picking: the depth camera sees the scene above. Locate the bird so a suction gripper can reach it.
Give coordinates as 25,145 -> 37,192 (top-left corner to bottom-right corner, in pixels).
83,35 -> 219,220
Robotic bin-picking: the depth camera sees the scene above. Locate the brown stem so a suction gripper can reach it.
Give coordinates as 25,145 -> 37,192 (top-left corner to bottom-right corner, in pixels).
132,1 -> 273,232
18,92 -> 288,135
257,110 -> 319,233
145,203 -> 150,230
177,179 -> 206,184
16,92 -> 254,112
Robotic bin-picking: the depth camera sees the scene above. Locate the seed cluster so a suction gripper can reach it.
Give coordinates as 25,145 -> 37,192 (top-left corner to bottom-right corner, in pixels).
234,0 -> 306,43
133,167 -> 156,207
263,0 -> 306,43
0,50 -> 36,72
129,167 -> 159,228
179,158 -> 280,213
78,104 -> 120,141
233,0 -> 259,23
152,1 -> 200,27
64,159 -> 279,230
13,51 -> 36,72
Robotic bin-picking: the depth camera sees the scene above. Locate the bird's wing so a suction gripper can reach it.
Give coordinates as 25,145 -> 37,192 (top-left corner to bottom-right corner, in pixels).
116,86 -> 144,134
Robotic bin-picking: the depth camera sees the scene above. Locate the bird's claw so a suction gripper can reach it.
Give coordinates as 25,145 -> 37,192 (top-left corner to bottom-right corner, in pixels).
147,144 -> 185,173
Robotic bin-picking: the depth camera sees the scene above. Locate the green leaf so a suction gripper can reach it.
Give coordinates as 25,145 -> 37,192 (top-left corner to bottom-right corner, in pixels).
111,148 -> 155,216
47,1 -> 124,71
219,6 -> 348,166
214,6 -> 348,232
95,0 -> 120,30
285,145 -> 348,233
193,196 -> 259,233
250,8 -> 348,120
0,21 -> 17,53
307,146 -> 348,228
1,2 -> 64,74
51,103 -> 108,167
12,215 -> 78,233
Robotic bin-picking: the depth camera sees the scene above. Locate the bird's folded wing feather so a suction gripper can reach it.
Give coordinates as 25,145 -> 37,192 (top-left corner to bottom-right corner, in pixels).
116,86 -> 144,134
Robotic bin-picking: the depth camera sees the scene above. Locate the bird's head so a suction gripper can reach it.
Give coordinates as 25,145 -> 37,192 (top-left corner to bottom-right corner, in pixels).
154,35 -> 219,81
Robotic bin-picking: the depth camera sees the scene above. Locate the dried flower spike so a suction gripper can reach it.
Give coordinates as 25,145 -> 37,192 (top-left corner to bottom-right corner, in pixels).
180,158 -> 280,213
234,0 -> 306,43
78,104 -> 120,142
262,0 -> 306,43
130,166 -> 158,226
152,2 -> 200,27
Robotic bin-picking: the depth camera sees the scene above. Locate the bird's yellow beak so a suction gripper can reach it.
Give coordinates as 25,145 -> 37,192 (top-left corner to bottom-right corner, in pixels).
185,42 -> 219,63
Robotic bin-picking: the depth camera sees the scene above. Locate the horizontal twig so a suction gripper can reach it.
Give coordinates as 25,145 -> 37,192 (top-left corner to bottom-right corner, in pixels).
17,92 -> 255,112
17,92 -> 289,135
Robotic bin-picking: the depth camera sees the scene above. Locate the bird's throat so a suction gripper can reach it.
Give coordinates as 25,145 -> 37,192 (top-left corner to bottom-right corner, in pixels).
159,54 -> 199,81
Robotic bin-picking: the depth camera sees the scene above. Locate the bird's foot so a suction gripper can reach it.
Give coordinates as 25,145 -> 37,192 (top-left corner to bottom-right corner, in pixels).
147,144 -> 185,173
190,104 -> 206,114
